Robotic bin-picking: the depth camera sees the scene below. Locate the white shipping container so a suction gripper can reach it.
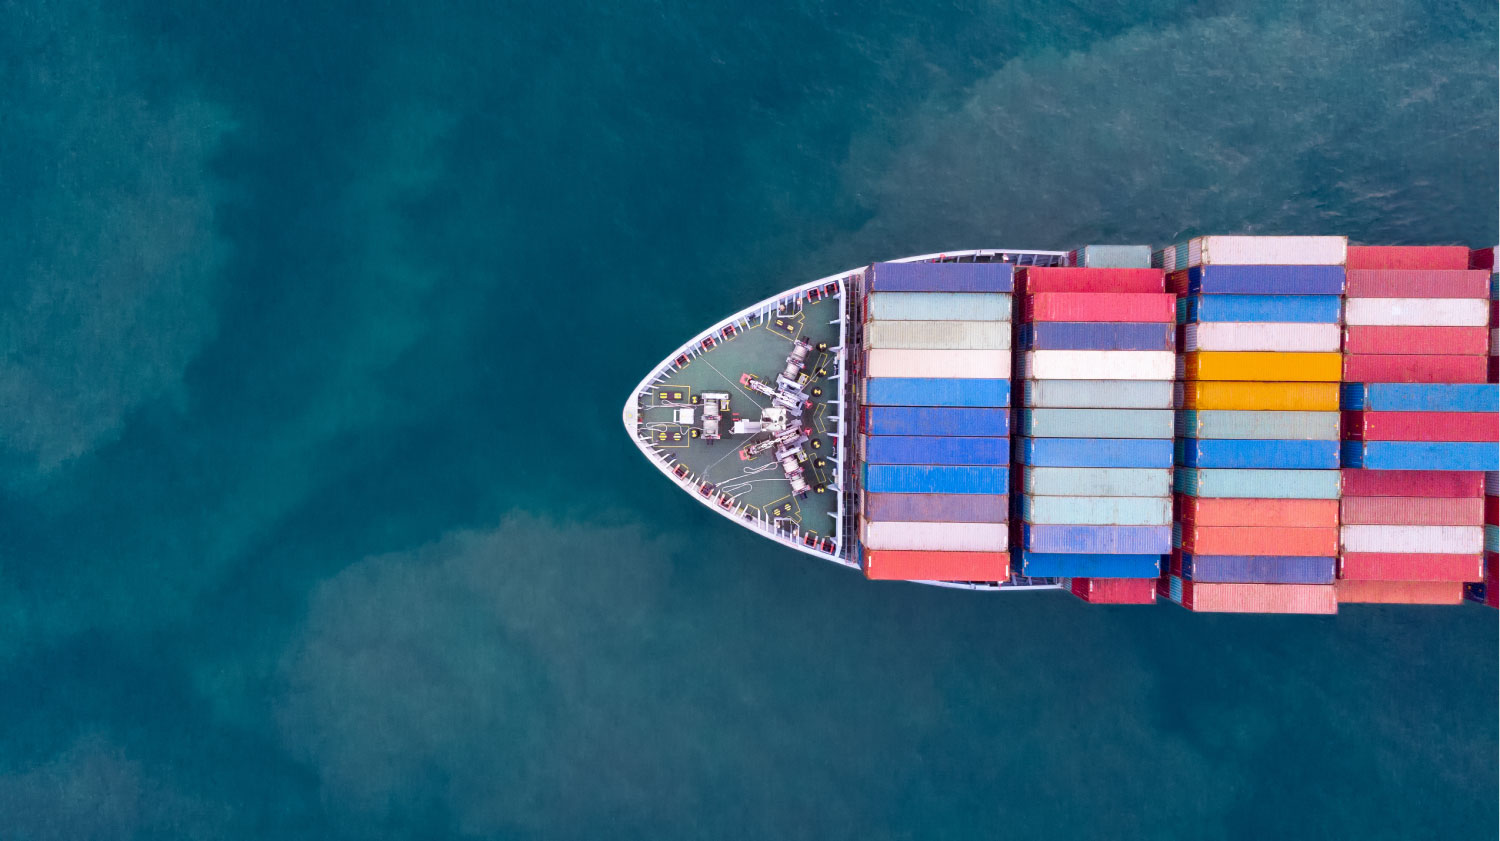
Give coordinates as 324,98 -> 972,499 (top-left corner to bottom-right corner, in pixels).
1024,350 -> 1174,381
1024,467 -> 1173,497
1344,298 -> 1487,327
867,292 -> 1012,322
1023,379 -> 1175,408
1197,236 -> 1347,267
1339,525 -> 1483,554
865,348 -> 1011,379
1022,495 -> 1172,526
860,519 -> 1008,551
865,320 -> 1012,350
1184,322 -> 1341,352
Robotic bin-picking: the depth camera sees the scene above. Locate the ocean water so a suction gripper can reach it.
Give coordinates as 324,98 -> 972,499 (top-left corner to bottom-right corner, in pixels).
0,0 -> 1495,838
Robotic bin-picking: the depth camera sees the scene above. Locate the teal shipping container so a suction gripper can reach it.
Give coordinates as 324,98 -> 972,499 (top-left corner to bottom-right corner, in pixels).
1019,408 -> 1174,439
1021,495 -> 1172,526
1021,379 -> 1175,409
1068,244 -> 1152,268
1175,410 -> 1339,440
866,292 -> 1012,322
1174,468 -> 1341,499
1022,466 -> 1173,497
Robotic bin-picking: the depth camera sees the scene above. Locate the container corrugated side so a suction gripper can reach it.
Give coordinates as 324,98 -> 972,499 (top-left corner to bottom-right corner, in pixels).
1021,495 -> 1171,526
1176,410 -> 1338,440
1180,525 -> 1338,556
862,492 -> 1008,523
1023,350 -> 1174,381
1340,525 -> 1483,554
1025,292 -> 1175,323
1181,581 -> 1338,614
1342,469 -> 1485,498
1073,577 -> 1159,603
1018,408 -> 1174,439
1020,322 -> 1174,351
1014,437 -> 1174,468
1023,379 -> 1174,408
1181,294 -> 1342,324
1017,267 -> 1164,293
1022,466 -> 1172,497
1342,354 -> 1489,384
865,348 -> 1010,379
865,406 -> 1009,437
1344,297 -> 1487,326
1169,265 -> 1345,295
1342,411 -> 1497,442
1345,245 -> 1471,270
1179,553 -> 1335,584
860,520 -> 1007,551
1175,438 -> 1339,470
1339,382 -> 1499,412
1334,580 -> 1465,605
1338,552 -> 1482,582
1178,381 -> 1339,411
1183,322 -> 1340,352
1344,269 -> 1489,298
867,261 -> 1014,293
1019,552 -> 1160,578
863,378 -> 1010,408
1176,497 -> 1338,528
861,464 -> 1010,495
864,435 -> 1009,466
1195,235 -> 1348,267
1068,245 -> 1152,268
865,320 -> 1012,350
1340,441 -> 1497,471
1342,325 -> 1490,356
1174,468 -> 1341,499
1182,351 -> 1341,382
1018,523 -> 1172,554
861,549 -> 1009,581
866,292 -> 1012,322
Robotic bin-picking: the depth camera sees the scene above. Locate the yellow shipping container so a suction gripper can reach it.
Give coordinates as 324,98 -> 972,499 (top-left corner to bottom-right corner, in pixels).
1178,381 -> 1339,411
1183,352 -> 1342,382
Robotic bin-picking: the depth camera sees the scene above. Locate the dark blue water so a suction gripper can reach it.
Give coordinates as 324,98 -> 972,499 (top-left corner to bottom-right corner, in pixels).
1,1 -> 1496,838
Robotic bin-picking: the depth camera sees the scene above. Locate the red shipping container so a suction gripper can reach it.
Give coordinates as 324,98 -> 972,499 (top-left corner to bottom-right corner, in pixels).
1181,581 -> 1337,614
1469,247 -> 1495,270
1344,269 -> 1489,298
1342,470 -> 1484,498
1024,292 -> 1175,323
1487,495 -> 1497,526
1340,496 -> 1484,526
1342,325 -> 1489,356
1175,496 -> 1337,528
1338,552 -> 1482,582
1070,577 -> 1157,604
1335,579 -> 1465,604
862,550 -> 1008,581
1017,267 -> 1165,294
1346,245 -> 1471,270
1342,411 -> 1499,442
1342,354 -> 1488,383
1167,548 -> 1184,577
1180,525 -> 1338,556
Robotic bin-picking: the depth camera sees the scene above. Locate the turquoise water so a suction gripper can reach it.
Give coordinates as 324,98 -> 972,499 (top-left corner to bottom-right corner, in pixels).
1,0 -> 1496,837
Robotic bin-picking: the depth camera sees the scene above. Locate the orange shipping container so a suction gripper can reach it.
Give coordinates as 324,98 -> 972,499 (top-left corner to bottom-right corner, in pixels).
1182,351 -> 1342,382
1180,525 -> 1338,556
1335,579 -> 1465,605
862,550 -> 1008,581
1183,582 -> 1337,614
1178,381 -> 1339,411
1176,497 -> 1338,528
1339,496 -> 1485,527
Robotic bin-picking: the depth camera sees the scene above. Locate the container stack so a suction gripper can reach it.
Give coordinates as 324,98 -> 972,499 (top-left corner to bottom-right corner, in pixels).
1154,236 -> 1347,614
1011,257 -> 1175,604
856,261 -> 1014,582
1335,245 -> 1497,606
1466,245 -> 1499,608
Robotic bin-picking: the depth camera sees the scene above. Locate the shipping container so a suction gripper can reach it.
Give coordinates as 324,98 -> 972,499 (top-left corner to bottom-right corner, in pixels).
1337,552 -> 1482,582
1341,325 -> 1489,356
1023,379 -> 1175,409
1019,321 -> 1175,351
1178,381 -> 1339,411
1183,322 -> 1340,352
1182,351 -> 1342,382
865,348 -> 1010,379
865,320 -> 1012,350
1014,437 -> 1174,468
1169,265 -> 1345,296
864,436 -> 1009,465
860,519 -> 1008,552
1344,269 -> 1489,298
1341,354 -> 1488,383
1018,408 -> 1174,439
1019,523 -> 1172,554
1340,524 -> 1483,554
861,464 -> 1010,495
1177,580 -> 1338,614
861,549 -> 1009,581
1340,440 -> 1497,471
1067,245 -> 1152,268
1175,438 -> 1339,470
1176,410 -> 1339,440
1489,492 -> 1498,526
1023,350 -> 1175,381
862,492 -> 1008,523
1176,497 -> 1338,528
1344,297 -> 1487,327
1025,292 -> 1175,323
1339,382 -> 1499,412
1017,267 -> 1165,293
1180,294 -> 1342,324
1179,525 -> 1338,556
1016,552 -> 1160,577
1470,247 -> 1497,270
1175,468 -> 1341,499
866,291 -> 1012,322
1342,469 -> 1485,498
1159,236 -> 1347,269
1345,245 -> 1471,270
863,377 -> 1010,408
1070,576 -> 1159,603
1022,466 -> 1173,497
865,406 -> 1009,437
1339,496 -> 1483,526
1334,579 -> 1465,605
1342,411 -> 1497,442
1021,495 -> 1172,526
867,261 -> 1014,293
1179,553 -> 1335,584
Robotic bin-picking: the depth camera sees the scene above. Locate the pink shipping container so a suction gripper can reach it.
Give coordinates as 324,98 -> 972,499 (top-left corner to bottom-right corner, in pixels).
1344,269 -> 1489,298
1339,496 -> 1484,526
1335,579 -> 1466,605
1341,354 -> 1489,383
1342,469 -> 1485,498
1338,552 -> 1482,582
1070,577 -> 1157,604
1342,325 -> 1490,355
1345,245 -> 1472,270
1017,267 -> 1166,293
1180,581 -> 1338,614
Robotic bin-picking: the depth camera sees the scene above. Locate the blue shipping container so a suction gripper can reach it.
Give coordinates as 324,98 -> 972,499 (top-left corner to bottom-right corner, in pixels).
1180,553 -> 1335,584
1340,382 -> 1500,413
1019,322 -> 1175,351
862,464 -> 1010,495
1181,294 -> 1342,324
1015,552 -> 1161,578
868,261 -> 1014,293
865,436 -> 1009,465
1340,441 -> 1498,471
866,407 -> 1009,437
864,377 -> 1010,407
1020,524 -> 1172,554
1176,265 -> 1346,296
1014,437 -> 1174,468
1175,438 -> 1340,470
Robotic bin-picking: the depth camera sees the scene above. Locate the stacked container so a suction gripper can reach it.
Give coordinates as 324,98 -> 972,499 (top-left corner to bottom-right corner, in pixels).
1154,236 -> 1346,614
1011,255 -> 1175,604
1335,245 -> 1497,606
856,261 -> 1014,582
1466,246 -> 1499,608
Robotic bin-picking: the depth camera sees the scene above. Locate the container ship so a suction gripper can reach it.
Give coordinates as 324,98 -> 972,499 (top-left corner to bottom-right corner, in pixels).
622,237 -> 1500,613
